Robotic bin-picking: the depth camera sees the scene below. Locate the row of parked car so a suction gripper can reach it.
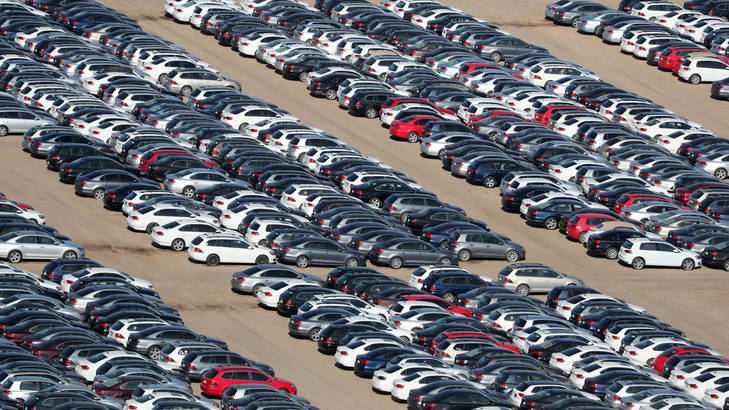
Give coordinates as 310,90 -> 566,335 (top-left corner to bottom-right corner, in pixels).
168,0 -> 729,271
549,0 -> 729,99
227,259 -> 729,409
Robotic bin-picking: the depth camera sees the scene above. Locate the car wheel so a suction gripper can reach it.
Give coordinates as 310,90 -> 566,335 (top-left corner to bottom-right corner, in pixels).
278,388 -> 290,394
649,16 -> 656,22
490,51 -> 502,62
515,284 -> 529,296
605,247 -> 618,260
93,188 -> 105,200
158,74 -> 167,83
571,17 -> 579,27
299,72 -> 308,82
438,149 -> 446,160
631,257 -> 645,270
7,250 -> 21,264
505,249 -> 519,262
443,292 -> 456,303
238,123 -> 249,131
439,240 -> 449,248
389,257 -> 403,269
171,238 -> 185,251
715,168 -> 728,179
681,258 -> 695,270
399,212 -> 409,224
206,254 -> 220,266
258,239 -> 267,246
295,255 -> 310,268
407,132 -> 419,143
145,223 -> 158,234
344,257 -> 359,266
147,346 -> 162,360
483,176 -> 497,188
308,327 -> 322,342
182,186 -> 196,198
544,217 -> 558,230
439,257 -> 452,265
252,283 -> 264,294
0,125 -> 8,137
180,86 -> 193,96
457,249 -> 471,262
689,74 -> 701,85
62,250 -> 77,259
365,107 -> 378,119
723,260 -> 729,271
400,336 -> 411,343
368,197 -> 383,208
325,89 -> 337,100
578,231 -> 588,244
255,255 -> 269,265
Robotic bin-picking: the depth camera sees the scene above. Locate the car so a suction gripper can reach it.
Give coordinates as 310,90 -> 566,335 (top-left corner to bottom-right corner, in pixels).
368,238 -> 457,269
150,219 -> 224,251
446,230 -> 526,262
619,238 -> 702,270
164,68 -> 241,96
678,56 -> 729,85
0,108 -> 55,136
497,263 -> 584,296
187,233 -> 277,266
0,231 -> 85,263
126,204 -> 219,233
163,168 -> 234,198
231,264 -> 322,294
586,227 -> 647,259
200,366 -> 296,398
74,169 -> 154,200
275,237 -> 366,268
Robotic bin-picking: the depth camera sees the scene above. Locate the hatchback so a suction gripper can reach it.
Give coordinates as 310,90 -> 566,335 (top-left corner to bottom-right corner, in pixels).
188,233 -> 276,266
200,366 -> 296,398
619,238 -> 702,270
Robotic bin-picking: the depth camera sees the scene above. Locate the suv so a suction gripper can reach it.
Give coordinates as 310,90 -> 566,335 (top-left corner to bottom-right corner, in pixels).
497,263 -> 584,296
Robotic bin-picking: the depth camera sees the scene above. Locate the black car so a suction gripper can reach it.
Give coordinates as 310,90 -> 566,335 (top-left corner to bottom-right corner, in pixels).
349,178 -> 422,209
405,208 -> 488,236
545,285 -> 596,309
586,227 -> 646,259
41,258 -> 103,283
57,156 -> 136,183
145,156 -> 211,181
276,286 -> 338,316
347,90 -> 395,118
500,185 -> 562,212
44,143 -> 106,171
420,388 -> 508,409
307,71 -> 362,99
701,241 -> 729,271
316,323 -> 378,354
102,182 -> 161,211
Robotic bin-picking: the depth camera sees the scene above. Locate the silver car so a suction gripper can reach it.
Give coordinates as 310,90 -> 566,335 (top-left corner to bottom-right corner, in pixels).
496,263 -> 584,296
230,264 -> 323,294
74,169 -> 153,200
0,231 -> 85,263
288,308 -> 356,341
0,108 -> 54,136
164,68 -> 241,96
162,168 -> 233,198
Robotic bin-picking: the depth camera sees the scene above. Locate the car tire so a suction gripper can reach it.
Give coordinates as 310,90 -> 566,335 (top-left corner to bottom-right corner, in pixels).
278,388 -> 290,394
439,240 -> 449,248
0,125 -> 8,137
252,283 -> 264,294
93,188 -> 105,200
365,107 -> 378,119
146,223 -> 158,234
505,249 -> 519,262
308,327 -> 321,342
439,257 -> 452,265
255,255 -> 269,265
368,197 -> 383,208
325,89 -> 337,100
171,238 -> 185,252
516,284 -> 529,296
715,168 -> 728,179
681,258 -> 695,270
578,231 -> 588,244
258,239 -> 267,246
443,292 -> 456,303
457,249 -> 471,262
483,176 -> 497,188
399,212 -> 409,224
62,250 -> 77,259
490,51 -> 502,62
631,257 -> 645,270
723,260 -> 729,271
389,257 -> 403,269
7,250 -> 21,264
605,247 -> 618,260
689,74 -> 701,85
400,336 -> 411,343
544,217 -> 558,230
407,132 -> 419,143
571,17 -> 579,27
158,74 -> 167,83
296,255 -> 310,268
182,186 -> 196,198
344,257 -> 359,266
180,86 -> 193,96
206,254 -> 220,266
147,346 -> 162,360
299,72 -> 308,82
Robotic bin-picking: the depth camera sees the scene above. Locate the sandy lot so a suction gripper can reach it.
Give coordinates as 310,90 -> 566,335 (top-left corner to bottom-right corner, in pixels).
3,0 -> 727,408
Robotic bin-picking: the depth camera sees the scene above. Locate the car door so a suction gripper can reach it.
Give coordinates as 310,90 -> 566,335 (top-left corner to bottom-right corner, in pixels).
398,242 -> 420,263
320,240 -> 344,264
307,241 -> 328,263
13,235 -> 39,258
466,233 -> 488,258
4,111 -> 22,132
482,233 -> 507,258
638,242 -> 661,265
656,242 -> 684,266
35,235 -> 62,259
231,239 -> 257,263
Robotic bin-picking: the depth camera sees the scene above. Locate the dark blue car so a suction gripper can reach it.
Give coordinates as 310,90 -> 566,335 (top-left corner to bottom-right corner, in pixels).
465,159 -> 532,187
524,198 -> 589,230
40,258 -> 103,283
421,271 -> 490,302
353,346 -> 415,378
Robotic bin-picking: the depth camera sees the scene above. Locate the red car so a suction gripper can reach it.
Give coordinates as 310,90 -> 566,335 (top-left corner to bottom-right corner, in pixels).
201,366 -> 296,397
455,62 -> 503,80
429,331 -> 519,354
389,115 -> 442,142
397,294 -> 472,317
657,47 -> 705,71
565,213 -> 617,241
93,375 -> 160,399
534,105 -> 585,125
674,182 -> 729,204
651,346 -> 715,373
613,194 -> 673,213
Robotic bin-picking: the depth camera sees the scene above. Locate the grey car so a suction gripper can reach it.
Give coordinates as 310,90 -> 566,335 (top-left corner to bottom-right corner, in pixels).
230,264 -> 323,294
473,36 -> 548,62
446,230 -> 526,262
496,263 -> 584,296
368,238 -> 458,269
180,350 -> 274,381
164,68 -> 241,96
288,308 -> 355,341
348,229 -> 415,255
126,325 -> 227,360
0,108 -> 54,136
275,237 -> 367,268
382,193 -> 461,224
0,231 -> 85,263
162,168 -> 233,198
74,169 -> 155,200
552,2 -> 609,26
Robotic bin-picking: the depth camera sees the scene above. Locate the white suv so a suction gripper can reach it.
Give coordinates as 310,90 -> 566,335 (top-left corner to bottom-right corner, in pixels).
187,233 -> 276,266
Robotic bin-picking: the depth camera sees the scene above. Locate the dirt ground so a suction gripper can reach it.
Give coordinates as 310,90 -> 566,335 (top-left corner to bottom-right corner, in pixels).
3,0 -> 726,408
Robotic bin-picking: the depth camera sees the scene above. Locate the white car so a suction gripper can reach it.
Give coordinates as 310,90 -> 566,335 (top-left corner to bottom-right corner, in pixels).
126,204 -> 219,233
668,362 -> 729,388
123,390 -> 218,410
334,338 -> 405,368
187,233 -> 276,266
555,293 -> 625,319
702,383 -> 729,408
390,371 -> 461,401
121,190 -> 170,215
684,371 -> 729,400
109,318 -> 169,347
75,350 -> 147,382
548,345 -> 615,375
156,341 -> 221,371
372,364 -> 436,393
391,309 -> 454,332
150,219 -> 225,251
624,337 -> 692,366
678,56 -> 729,84
619,238 -> 702,270
408,265 -> 468,289
236,32 -> 289,56
569,362 -> 638,389
60,267 -> 154,294
256,281 -> 319,309
0,201 -> 45,224
279,184 -> 339,209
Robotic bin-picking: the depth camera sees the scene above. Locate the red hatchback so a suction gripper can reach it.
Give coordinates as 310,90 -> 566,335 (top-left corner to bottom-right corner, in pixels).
534,105 -> 585,125
657,47 -> 705,71
613,194 -> 673,213
397,294 -> 472,317
389,115 -> 442,142
201,366 -> 297,398
565,213 -> 617,241
651,346 -> 714,373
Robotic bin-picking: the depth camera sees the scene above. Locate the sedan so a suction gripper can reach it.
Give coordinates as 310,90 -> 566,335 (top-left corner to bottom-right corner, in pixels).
231,264 -> 322,294
74,169 -> 154,200
150,219 -> 224,251
368,238 -> 458,269
126,204 -> 219,233
276,237 -> 366,268
0,231 -> 85,263
163,168 -> 234,198
447,230 -> 526,262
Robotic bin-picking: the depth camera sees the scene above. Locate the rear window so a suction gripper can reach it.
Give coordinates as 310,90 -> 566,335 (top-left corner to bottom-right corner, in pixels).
138,206 -> 155,215
191,236 -> 204,246
203,368 -> 219,379
162,221 -> 180,229
623,240 -> 634,249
